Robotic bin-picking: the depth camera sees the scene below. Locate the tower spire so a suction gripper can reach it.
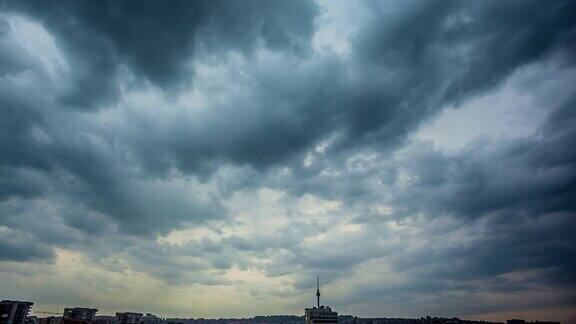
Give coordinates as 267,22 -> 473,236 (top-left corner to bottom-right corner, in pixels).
316,276 -> 321,308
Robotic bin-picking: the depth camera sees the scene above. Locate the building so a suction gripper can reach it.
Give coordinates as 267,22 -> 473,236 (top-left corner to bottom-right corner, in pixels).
63,308 -> 97,322
305,307 -> 338,324
0,300 -> 34,324
92,316 -> 117,324
62,307 -> 97,324
507,321 -> 525,324
506,321 -> 559,324
142,314 -> 161,324
38,317 -> 61,324
25,316 -> 38,324
116,313 -> 143,324
304,277 -> 338,324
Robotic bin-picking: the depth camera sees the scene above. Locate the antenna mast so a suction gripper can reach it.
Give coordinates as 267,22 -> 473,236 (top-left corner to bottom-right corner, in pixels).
316,276 -> 321,308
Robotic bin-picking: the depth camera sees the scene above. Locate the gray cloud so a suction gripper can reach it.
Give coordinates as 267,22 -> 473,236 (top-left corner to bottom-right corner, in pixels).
127,0 -> 576,180
0,0 -> 575,319
0,228 -> 55,262
4,0 -> 318,108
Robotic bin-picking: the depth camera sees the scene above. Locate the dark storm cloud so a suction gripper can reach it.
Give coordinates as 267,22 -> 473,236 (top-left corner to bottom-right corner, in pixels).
0,77 -> 225,238
393,95 -> 576,286
0,167 -> 43,200
0,0 -> 573,178
0,1 -> 316,238
0,94 -> 48,172
3,0 -> 573,199
391,93 -> 576,223
3,0 -> 318,108
336,0 -> 576,150
0,0 -> 322,239
49,134 -> 228,236
0,228 -> 55,262
358,1 -> 576,100
113,0 -> 576,181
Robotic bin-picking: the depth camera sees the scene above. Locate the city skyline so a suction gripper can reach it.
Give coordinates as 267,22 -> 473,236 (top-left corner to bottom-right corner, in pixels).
0,297 -> 562,324
0,0 -> 575,323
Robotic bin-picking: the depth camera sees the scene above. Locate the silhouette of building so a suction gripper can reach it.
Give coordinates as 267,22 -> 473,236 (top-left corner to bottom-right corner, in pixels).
142,314 -> 161,324
61,307 -> 97,324
0,301 -> 34,324
25,316 -> 38,324
63,308 -> 97,322
506,320 -> 559,324
506,320 -> 523,324
38,317 -> 61,324
304,277 -> 338,324
93,316 -> 118,324
116,313 -> 143,324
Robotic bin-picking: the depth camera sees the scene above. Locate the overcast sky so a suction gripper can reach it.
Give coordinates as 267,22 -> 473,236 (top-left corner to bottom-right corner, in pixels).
1,0 -> 575,322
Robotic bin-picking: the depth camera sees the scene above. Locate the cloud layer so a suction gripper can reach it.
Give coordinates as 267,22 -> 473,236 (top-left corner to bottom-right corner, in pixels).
0,0 -> 575,321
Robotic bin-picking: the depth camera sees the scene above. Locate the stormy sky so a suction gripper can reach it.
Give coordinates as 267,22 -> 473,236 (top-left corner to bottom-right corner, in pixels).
0,0 -> 575,322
